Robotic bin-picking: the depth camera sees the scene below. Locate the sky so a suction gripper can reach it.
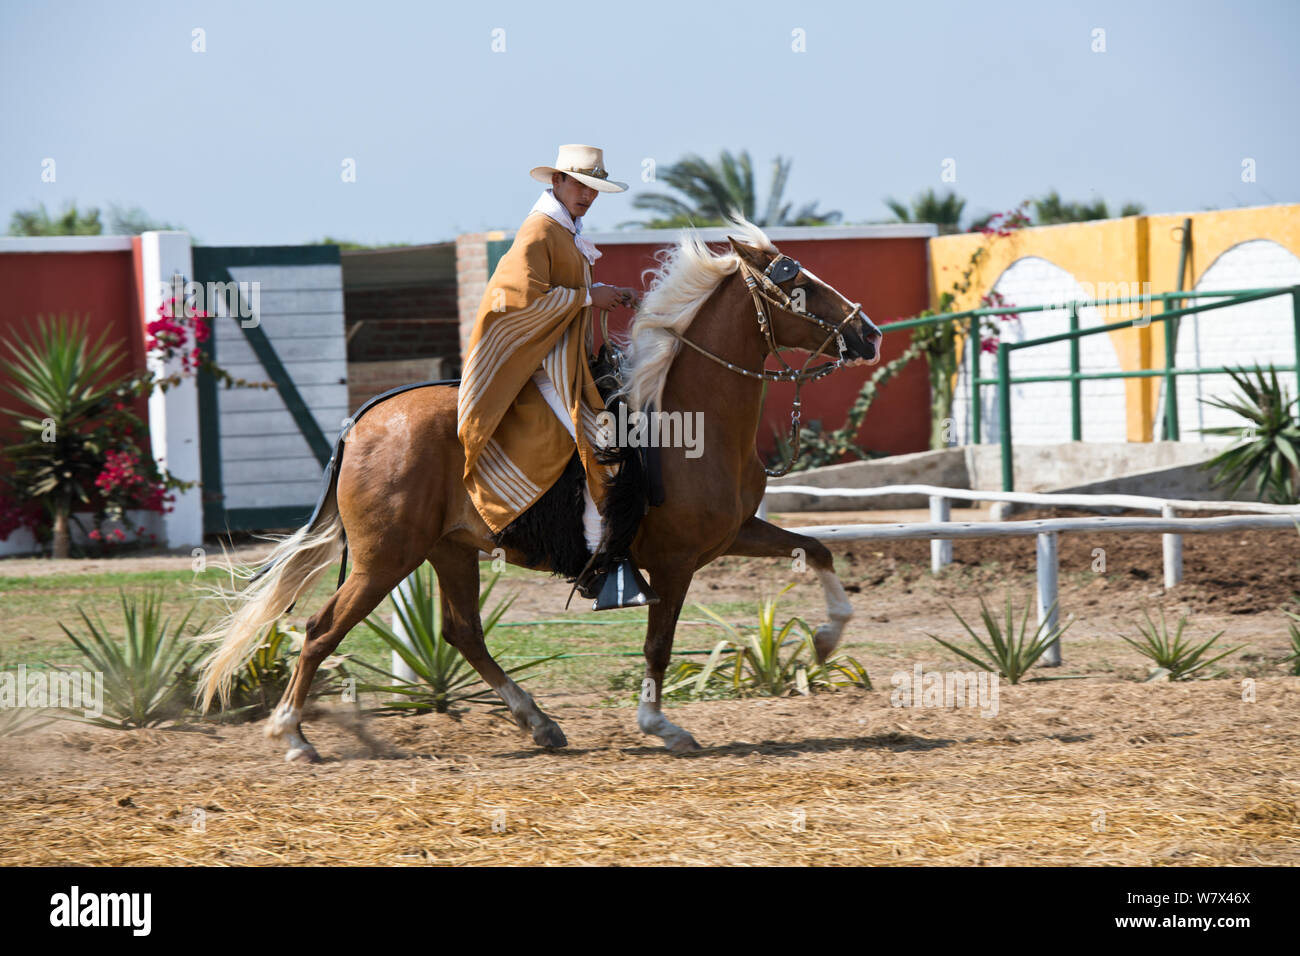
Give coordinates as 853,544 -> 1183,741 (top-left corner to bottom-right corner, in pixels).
2,0 -> 1297,245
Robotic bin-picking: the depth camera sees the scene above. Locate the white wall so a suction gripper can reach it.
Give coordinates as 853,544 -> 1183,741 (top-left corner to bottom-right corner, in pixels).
1168,240 -> 1300,442
953,256 -> 1128,445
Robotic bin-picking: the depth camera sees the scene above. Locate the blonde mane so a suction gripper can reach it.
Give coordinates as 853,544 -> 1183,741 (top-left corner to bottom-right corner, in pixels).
614,215 -> 775,411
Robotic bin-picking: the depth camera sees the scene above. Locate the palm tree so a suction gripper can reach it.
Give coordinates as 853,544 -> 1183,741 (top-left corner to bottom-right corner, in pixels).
1032,190 -> 1143,224
7,202 -> 103,236
627,150 -> 841,228
884,189 -> 966,235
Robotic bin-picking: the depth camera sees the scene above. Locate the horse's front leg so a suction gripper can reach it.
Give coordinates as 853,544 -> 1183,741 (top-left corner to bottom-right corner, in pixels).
724,515 -> 854,662
638,563 -> 701,753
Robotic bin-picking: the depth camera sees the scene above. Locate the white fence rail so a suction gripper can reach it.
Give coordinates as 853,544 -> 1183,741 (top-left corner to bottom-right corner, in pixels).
770,484 -> 1300,666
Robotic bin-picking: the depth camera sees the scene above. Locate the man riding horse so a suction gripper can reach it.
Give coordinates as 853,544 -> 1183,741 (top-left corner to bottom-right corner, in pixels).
457,144 -> 654,610
198,149 -> 885,760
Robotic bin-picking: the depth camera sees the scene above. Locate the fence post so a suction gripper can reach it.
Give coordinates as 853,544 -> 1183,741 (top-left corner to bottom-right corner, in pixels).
998,342 -> 1013,491
1293,289 -> 1300,395
1162,503 -> 1183,588
929,496 -> 952,573
1037,531 -> 1061,666
1069,304 -> 1081,441
969,314 -> 981,444
1163,305 -> 1181,442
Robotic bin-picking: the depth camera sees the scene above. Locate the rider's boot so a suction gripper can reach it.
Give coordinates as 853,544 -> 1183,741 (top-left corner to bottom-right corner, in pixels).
573,555 -> 659,610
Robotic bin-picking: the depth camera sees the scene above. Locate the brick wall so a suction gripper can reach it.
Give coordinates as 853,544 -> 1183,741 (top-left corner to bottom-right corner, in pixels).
1173,239 -> 1300,437
953,256 -> 1129,446
456,232 -> 493,356
344,283 -> 460,370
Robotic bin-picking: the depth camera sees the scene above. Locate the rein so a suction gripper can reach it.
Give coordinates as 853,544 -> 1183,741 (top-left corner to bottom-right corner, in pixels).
665,255 -> 864,477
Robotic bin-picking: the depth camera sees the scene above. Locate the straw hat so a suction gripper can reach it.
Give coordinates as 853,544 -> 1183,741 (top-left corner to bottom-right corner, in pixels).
530,144 -> 628,193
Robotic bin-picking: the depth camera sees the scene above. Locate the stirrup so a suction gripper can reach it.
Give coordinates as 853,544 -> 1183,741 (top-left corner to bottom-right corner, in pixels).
591,558 -> 659,611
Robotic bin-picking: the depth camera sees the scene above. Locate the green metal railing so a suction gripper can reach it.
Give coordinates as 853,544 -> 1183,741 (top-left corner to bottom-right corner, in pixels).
880,285 -> 1300,491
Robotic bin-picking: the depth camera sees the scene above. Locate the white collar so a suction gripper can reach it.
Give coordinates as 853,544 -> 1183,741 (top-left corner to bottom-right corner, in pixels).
530,189 -> 601,265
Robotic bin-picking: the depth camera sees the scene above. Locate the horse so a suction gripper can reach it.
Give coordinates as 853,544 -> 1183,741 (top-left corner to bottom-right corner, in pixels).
197,216 -> 883,760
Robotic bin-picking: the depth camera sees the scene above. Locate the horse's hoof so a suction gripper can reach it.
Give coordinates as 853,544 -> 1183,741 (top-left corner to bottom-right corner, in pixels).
285,745 -> 321,764
813,623 -> 841,663
532,722 -> 567,748
666,733 -> 702,753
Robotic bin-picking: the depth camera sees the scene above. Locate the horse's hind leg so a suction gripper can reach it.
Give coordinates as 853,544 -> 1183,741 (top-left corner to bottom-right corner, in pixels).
268,568 -> 408,762
431,543 -> 567,748
724,516 -> 854,662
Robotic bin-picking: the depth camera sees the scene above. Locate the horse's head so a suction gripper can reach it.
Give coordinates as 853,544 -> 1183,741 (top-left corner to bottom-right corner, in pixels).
728,236 -> 883,366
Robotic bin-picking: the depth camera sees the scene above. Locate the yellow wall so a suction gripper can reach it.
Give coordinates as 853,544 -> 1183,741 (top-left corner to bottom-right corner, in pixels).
928,203 -> 1300,441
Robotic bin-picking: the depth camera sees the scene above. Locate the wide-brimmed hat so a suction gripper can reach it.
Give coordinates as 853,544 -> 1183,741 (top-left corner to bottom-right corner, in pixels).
530,144 -> 628,193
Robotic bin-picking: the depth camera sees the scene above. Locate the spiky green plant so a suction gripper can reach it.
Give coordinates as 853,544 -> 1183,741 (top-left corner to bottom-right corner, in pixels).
0,705 -> 54,737
1284,611 -> 1300,676
0,313 -> 148,557
214,622 -> 348,723
666,584 -> 871,699
56,590 -> 199,728
927,594 -> 1070,684
353,566 -> 555,713
1198,364 -> 1300,504
1119,608 -> 1242,681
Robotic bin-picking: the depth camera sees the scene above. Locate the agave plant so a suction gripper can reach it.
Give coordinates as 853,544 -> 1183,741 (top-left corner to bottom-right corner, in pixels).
1198,364 -> 1300,504
1284,610 -> 1300,677
56,590 -> 199,728
353,566 -> 555,713
0,314 -> 145,557
667,584 -> 871,699
215,621 -> 347,722
1119,608 -> 1242,681
0,705 -> 54,737
927,594 -> 1070,684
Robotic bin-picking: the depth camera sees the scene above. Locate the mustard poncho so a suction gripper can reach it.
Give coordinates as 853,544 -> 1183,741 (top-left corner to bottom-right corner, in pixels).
457,212 -> 613,534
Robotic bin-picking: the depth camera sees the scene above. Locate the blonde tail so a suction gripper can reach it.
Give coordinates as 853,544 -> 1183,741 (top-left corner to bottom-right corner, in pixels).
195,495 -> 345,713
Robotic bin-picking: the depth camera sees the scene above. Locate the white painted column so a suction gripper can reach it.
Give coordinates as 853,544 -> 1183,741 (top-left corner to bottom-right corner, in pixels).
391,573 -> 420,683
1161,502 -> 1183,588
138,231 -> 203,549
929,495 -> 952,573
1036,531 -> 1061,666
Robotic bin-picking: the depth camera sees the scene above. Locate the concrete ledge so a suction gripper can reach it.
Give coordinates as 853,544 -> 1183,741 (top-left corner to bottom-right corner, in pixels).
766,448 -> 969,511
993,458 -> 1260,517
764,441 -> 1238,512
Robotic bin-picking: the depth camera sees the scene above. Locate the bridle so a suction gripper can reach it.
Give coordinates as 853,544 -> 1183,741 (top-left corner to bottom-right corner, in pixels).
665,253 -> 871,477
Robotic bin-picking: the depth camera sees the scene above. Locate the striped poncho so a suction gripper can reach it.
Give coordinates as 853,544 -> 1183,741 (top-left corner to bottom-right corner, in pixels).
457,212 -> 613,534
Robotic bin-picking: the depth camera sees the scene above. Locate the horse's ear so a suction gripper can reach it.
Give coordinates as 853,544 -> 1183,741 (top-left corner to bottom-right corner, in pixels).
728,236 -> 763,261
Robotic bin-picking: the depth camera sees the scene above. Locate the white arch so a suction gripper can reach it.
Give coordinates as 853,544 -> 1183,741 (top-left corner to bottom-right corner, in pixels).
1168,239 -> 1300,443
953,256 -> 1127,445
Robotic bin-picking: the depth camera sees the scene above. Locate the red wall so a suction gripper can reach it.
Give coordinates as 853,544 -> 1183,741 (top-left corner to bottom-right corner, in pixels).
591,236 -> 932,460
0,250 -> 148,440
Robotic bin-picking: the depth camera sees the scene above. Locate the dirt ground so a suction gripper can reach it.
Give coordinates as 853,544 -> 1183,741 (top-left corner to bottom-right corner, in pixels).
2,682 -> 1297,866
2,506 -> 1298,866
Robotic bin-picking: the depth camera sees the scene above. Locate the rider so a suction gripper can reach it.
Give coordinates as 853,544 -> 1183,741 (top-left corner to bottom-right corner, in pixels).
457,144 -> 656,610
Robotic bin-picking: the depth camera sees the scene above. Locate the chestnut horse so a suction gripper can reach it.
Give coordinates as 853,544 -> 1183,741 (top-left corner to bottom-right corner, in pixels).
198,218 -> 883,760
